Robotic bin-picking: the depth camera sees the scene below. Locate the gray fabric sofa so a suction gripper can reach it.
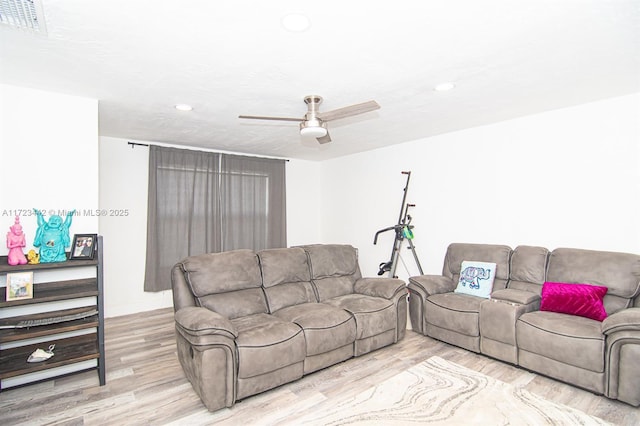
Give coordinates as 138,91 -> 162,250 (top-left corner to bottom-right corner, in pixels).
408,243 -> 640,406
171,244 -> 407,411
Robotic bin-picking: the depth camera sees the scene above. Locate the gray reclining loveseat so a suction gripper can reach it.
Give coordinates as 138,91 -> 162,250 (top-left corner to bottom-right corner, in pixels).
408,243 -> 640,406
171,244 -> 407,411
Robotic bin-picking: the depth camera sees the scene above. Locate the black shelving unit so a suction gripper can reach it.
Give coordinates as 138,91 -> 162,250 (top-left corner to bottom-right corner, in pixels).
0,236 -> 105,390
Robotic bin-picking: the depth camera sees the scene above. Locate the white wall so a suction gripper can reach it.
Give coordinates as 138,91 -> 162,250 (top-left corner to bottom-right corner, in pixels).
98,137 -> 167,317
101,93 -> 640,317
98,137 -> 323,317
5,84 -> 638,319
320,93 -> 640,283
0,84 -> 99,256
285,159 -> 323,246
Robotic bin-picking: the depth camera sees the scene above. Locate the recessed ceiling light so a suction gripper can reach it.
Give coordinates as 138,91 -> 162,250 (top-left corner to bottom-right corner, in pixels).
175,104 -> 193,111
281,13 -> 311,32
434,82 -> 456,92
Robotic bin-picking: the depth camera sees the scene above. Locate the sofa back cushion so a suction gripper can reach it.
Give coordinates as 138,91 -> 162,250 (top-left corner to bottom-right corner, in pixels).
257,247 -> 317,312
546,248 -> 640,314
443,243 -> 512,292
301,244 -> 362,301
508,245 -> 549,293
178,249 -> 268,319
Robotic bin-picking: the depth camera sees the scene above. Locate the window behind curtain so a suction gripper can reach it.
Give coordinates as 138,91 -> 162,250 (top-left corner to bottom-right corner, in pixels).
221,154 -> 286,251
144,146 -> 287,292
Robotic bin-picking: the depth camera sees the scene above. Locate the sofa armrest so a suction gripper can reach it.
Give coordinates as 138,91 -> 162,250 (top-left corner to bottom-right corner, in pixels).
175,307 -> 238,342
408,275 -> 456,297
355,277 -> 406,299
174,307 -> 238,412
604,308 -> 640,406
407,275 -> 455,335
602,308 -> 640,335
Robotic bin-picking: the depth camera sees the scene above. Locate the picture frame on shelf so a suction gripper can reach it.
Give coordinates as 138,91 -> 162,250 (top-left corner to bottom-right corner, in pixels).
6,271 -> 34,301
70,234 -> 98,260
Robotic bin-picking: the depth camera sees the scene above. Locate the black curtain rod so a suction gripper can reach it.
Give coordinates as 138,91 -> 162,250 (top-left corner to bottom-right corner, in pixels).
126,141 -> 289,161
128,141 -> 149,148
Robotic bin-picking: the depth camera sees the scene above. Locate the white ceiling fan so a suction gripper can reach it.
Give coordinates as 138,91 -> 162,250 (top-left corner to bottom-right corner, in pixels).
239,95 -> 380,144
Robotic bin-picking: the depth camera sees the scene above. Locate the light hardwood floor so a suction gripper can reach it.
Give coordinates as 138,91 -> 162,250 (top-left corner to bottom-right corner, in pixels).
1,307 -> 638,425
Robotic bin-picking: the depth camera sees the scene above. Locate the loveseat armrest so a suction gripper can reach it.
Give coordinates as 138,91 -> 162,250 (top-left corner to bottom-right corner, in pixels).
602,307 -> 640,335
175,307 -> 238,343
408,275 -> 456,297
407,275 -> 455,335
355,277 -> 406,299
490,289 -> 541,306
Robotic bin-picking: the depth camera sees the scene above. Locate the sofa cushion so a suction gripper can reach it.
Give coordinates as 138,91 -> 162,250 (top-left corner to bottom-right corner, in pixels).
181,249 -> 262,296
302,244 -> 361,301
258,248 -> 317,312
231,313 -> 306,379
425,293 -> 484,337
272,303 -> 356,356
508,245 -> 549,293
179,249 -> 269,320
308,277 -> 353,301
442,243 -> 511,292
547,248 -> 640,314
517,311 -> 605,372
540,282 -> 608,321
197,288 -> 269,320
304,244 -> 359,278
258,247 -> 311,287
325,294 -> 396,339
454,261 -> 496,299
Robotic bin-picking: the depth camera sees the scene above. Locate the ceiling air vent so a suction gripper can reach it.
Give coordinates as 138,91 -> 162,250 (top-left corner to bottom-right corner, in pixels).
0,0 -> 47,34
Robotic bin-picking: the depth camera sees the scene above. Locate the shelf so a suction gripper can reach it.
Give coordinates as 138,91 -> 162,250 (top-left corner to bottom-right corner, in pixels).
0,306 -> 99,343
0,256 -> 97,273
0,278 -> 98,307
0,333 -> 99,379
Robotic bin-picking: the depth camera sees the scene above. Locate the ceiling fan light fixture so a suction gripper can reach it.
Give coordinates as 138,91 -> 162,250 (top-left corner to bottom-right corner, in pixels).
300,122 -> 327,138
239,95 -> 379,145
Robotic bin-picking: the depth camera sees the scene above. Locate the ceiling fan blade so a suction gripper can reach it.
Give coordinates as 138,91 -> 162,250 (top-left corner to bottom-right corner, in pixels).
318,100 -> 380,122
238,115 -> 301,122
317,131 -> 332,144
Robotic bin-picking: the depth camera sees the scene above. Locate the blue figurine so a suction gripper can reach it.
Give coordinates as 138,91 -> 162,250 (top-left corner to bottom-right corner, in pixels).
33,209 -> 75,263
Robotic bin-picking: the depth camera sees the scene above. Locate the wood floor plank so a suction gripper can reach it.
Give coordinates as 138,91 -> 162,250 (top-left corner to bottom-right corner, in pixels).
1,307 -> 638,425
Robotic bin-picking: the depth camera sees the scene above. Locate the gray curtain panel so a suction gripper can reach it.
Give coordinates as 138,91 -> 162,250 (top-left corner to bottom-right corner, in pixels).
221,154 -> 287,252
144,146 -> 286,292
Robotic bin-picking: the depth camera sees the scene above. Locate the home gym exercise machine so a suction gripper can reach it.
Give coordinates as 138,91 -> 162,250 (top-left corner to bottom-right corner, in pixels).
373,171 -> 424,278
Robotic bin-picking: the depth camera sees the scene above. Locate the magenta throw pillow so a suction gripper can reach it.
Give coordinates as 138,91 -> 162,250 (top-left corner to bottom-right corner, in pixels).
540,282 -> 608,321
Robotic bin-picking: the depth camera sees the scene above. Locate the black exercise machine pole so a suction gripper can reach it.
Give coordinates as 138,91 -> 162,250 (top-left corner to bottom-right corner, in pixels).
373,171 -> 424,278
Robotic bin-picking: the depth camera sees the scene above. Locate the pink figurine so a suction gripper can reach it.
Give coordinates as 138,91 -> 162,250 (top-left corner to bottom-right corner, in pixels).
7,216 -> 28,265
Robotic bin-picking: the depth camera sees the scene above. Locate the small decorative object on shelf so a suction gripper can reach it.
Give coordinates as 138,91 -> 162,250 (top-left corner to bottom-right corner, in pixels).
70,234 -> 97,260
27,249 -> 40,264
6,216 -> 27,266
27,345 -> 55,363
33,209 -> 75,263
5,271 -> 34,301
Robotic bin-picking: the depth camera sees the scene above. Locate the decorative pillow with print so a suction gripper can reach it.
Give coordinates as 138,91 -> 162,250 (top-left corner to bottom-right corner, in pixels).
454,261 -> 497,298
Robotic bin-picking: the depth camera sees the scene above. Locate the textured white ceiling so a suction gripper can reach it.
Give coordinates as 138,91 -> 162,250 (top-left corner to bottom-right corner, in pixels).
1,0 -> 639,161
